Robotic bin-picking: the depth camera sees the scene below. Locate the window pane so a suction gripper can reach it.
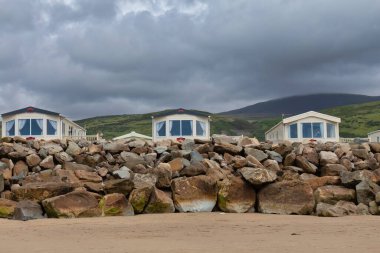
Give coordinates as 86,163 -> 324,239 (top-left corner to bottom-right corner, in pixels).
62,123 -> 65,135
6,120 -> 15,136
31,119 -> 43,135
19,119 -> 31,136
289,124 -> 298,138
156,121 -> 166,137
327,123 -> 335,138
302,123 -> 312,138
182,120 -> 193,136
196,121 -> 206,136
47,120 -> 57,135
312,123 -> 323,138
170,120 -> 181,136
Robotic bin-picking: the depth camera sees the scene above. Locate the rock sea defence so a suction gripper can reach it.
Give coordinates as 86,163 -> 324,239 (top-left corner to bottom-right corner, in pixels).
0,136 -> 380,219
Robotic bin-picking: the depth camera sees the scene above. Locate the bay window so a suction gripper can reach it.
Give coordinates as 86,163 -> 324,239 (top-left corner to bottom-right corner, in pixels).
156,121 -> 166,137
327,123 -> 336,138
19,119 -> 43,136
196,121 -> 206,136
302,122 -> 324,138
47,120 -> 57,135
289,123 -> 298,138
169,120 -> 193,136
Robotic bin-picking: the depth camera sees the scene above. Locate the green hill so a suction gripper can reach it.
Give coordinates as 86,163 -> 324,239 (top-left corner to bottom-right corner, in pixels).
77,101 -> 380,141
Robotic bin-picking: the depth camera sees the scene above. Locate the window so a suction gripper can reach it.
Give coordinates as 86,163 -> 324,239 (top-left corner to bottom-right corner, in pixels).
196,121 -> 206,136
156,121 -> 166,137
302,122 -> 324,138
47,120 -> 57,135
327,123 -> 336,138
5,120 -> 15,136
377,136 -> 380,142
289,123 -> 298,138
169,120 -> 193,136
62,123 -> 66,136
31,119 -> 43,135
18,119 -> 43,136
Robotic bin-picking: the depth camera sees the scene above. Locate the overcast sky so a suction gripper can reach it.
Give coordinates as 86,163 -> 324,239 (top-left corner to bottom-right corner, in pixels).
1,0 -> 380,119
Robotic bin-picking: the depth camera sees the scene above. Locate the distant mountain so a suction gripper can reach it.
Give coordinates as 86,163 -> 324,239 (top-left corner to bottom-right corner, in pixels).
220,93 -> 380,117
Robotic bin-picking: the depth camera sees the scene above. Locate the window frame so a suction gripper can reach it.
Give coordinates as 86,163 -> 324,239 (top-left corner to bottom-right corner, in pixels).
47,119 -> 58,136
289,123 -> 298,139
302,122 -> 324,139
196,120 -> 206,136
169,119 -> 194,137
156,121 -> 166,137
326,123 -> 336,138
5,120 -> 15,136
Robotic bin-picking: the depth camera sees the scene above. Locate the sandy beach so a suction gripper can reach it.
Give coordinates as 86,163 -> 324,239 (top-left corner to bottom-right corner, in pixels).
0,213 -> 379,253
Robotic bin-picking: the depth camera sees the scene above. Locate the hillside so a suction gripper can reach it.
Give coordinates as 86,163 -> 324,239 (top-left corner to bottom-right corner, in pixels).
221,93 -> 380,117
77,100 -> 380,141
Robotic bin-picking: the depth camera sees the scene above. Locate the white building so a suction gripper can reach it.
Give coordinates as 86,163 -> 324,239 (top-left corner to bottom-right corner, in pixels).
1,106 -> 86,141
368,130 -> 380,142
152,109 -> 211,142
265,111 -> 341,143
113,131 -> 152,141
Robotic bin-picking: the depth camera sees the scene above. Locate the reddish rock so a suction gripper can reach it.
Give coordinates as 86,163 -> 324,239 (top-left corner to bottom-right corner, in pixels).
12,182 -> 74,202
13,160 -> 29,177
143,188 -> 175,214
74,170 -> 102,183
314,185 -> 356,204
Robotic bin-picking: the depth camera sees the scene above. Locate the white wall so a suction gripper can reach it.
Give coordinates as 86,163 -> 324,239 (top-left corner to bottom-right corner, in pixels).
2,112 -> 85,140
265,123 -> 284,144
152,114 -> 210,142
369,131 -> 380,142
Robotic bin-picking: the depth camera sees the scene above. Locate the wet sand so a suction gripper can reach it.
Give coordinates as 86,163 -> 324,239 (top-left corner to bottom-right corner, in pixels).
0,213 -> 379,253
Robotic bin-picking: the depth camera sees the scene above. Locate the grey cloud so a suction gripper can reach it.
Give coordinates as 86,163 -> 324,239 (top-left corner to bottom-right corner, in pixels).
0,0 -> 380,119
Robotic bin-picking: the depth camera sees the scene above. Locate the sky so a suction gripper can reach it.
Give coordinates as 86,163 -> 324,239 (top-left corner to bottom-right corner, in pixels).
0,0 -> 380,119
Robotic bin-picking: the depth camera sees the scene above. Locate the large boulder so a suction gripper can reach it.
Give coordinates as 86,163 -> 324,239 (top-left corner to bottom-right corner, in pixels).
54,152 -> 74,163
239,167 -> 277,186
42,190 -> 101,218
171,175 -> 218,212
0,198 -> 17,218
63,162 -> 94,172
143,188 -> 175,214
369,143 -> 380,153
120,152 -> 146,169
26,154 -> 42,167
74,170 -> 103,183
180,161 -> 207,177
244,148 -> 268,162
103,178 -> 134,195
301,175 -> 341,191
340,170 -> 376,187
113,166 -> 133,180
258,180 -> 315,215
356,180 -> 380,205
100,193 -> 134,216
13,200 -> 44,220
321,164 -> 348,176
66,141 -> 82,156
13,160 -> 29,178
295,156 -> 317,174
302,146 -> 319,165
154,163 -> 172,188
129,186 -> 153,214
168,158 -> 188,173
214,142 -> 242,155
40,156 -> 55,170
314,185 -> 356,205
352,149 -> 369,160
319,151 -> 339,166
12,182 -> 74,202
41,143 -> 63,155
217,176 -> 256,213
316,201 -> 363,217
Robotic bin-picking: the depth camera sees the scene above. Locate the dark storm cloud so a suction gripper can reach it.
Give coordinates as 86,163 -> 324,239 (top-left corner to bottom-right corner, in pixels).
0,0 -> 380,119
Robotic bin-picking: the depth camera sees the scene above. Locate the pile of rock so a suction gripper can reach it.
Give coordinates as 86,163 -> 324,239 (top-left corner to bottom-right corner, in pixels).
0,135 -> 380,220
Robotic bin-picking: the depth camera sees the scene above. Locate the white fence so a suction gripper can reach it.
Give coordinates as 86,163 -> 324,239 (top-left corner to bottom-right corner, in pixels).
339,137 -> 369,143
63,134 -> 101,142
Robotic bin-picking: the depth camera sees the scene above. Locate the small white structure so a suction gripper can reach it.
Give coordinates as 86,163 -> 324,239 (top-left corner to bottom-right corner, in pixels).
368,130 -> 380,142
152,109 -> 211,142
265,111 -> 341,143
1,106 -> 86,140
113,131 -> 152,141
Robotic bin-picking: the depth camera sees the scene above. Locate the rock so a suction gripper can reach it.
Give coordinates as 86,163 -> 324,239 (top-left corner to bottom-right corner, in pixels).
56,169 -> 81,186
266,151 -> 283,163
0,174 -> 4,192
154,163 -> 172,188
369,143 -> 380,153
283,153 -> 296,166
263,159 -> 280,172
376,192 -> 380,204
295,156 -> 317,174
144,188 -> 175,214
369,201 -> 379,215
217,176 -> 256,213
42,191 -> 101,218
63,162 -> 94,172
212,135 -> 238,145
244,148 -> 268,162
181,139 -> 195,151
40,156 -> 55,170
314,185 -> 356,204
246,155 -> 264,168
214,142 -> 242,155
100,193 -> 134,216
26,154 -> 42,167
74,170 -> 103,183
120,152 -> 146,169
13,200 -> 44,220
12,182 -> 74,202
154,146 -> 167,154
316,201 -> 360,217
172,175 -> 218,212
103,142 -> 129,153
240,167 -> 277,186
356,180 -> 380,205
103,179 -> 134,195
129,186 -> 153,214
302,146 -> 319,165
340,170 -> 376,187
258,180 -> 315,215
180,161 -> 207,177
13,160 -> 29,178
319,151 -> 339,166
88,144 -> 102,154
321,164 -> 348,176
352,149 -> 369,160
0,198 -> 17,218
54,152 -> 74,163
190,151 -> 204,162
302,175 -> 341,191
113,166 -> 133,180
133,173 -> 157,189
41,143 -> 63,155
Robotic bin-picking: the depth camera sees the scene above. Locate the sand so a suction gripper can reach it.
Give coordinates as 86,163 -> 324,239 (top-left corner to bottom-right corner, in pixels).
0,213 -> 379,253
